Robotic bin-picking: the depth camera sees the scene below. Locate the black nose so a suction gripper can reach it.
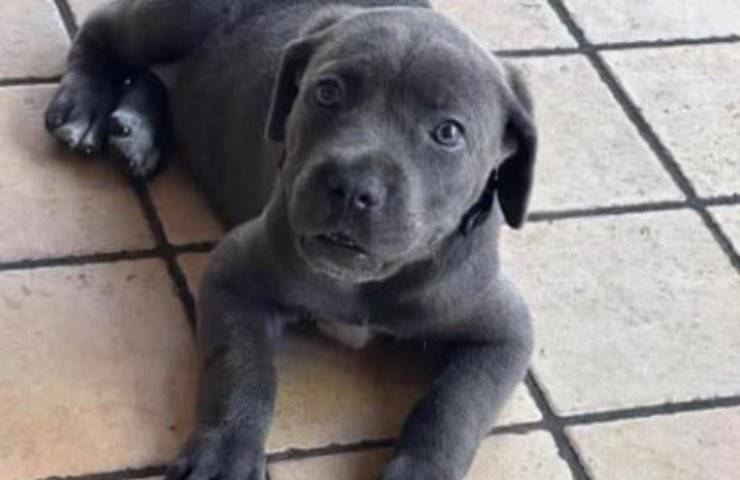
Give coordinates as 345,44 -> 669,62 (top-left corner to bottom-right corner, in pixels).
327,171 -> 386,216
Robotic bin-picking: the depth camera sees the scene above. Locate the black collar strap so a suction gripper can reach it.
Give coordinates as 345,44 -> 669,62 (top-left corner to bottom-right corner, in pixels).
459,169 -> 499,236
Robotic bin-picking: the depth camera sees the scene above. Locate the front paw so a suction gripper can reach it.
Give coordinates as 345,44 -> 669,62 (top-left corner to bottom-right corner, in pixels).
166,430 -> 267,480
380,455 -> 452,480
44,71 -> 120,155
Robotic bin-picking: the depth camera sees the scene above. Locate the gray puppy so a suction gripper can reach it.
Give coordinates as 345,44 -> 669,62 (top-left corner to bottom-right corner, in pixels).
45,1 -> 538,479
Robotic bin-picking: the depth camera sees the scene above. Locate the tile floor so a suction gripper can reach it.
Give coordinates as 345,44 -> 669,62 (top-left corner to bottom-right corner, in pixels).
0,1 -> 738,480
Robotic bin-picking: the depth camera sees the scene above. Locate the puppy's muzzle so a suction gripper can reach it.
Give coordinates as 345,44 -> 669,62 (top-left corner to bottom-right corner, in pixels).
324,161 -> 388,219
289,150 -> 414,279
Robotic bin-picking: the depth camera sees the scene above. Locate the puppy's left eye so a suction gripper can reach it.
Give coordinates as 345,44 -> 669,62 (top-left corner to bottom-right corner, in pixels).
314,79 -> 344,108
431,120 -> 465,148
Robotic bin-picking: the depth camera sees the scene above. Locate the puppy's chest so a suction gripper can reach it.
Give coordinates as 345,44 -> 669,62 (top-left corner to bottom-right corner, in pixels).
301,308 -> 375,349
301,299 -> 430,349
316,320 -> 376,350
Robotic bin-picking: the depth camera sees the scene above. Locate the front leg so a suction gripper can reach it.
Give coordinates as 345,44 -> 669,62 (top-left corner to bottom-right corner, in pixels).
167,274 -> 285,480
382,320 -> 533,479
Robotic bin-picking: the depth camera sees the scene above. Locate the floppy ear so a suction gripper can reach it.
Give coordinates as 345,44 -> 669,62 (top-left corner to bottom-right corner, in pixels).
459,64 -> 538,234
497,64 -> 538,229
266,6 -> 360,143
265,39 -> 315,143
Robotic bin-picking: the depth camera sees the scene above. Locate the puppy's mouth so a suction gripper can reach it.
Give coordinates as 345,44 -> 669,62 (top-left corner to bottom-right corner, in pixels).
297,230 -> 390,283
314,230 -> 368,255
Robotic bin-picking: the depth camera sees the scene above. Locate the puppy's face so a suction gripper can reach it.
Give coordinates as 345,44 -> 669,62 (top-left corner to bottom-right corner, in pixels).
267,8 -> 537,283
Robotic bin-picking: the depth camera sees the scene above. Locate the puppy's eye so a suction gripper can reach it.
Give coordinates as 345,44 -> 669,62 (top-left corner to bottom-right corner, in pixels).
431,120 -> 465,148
314,80 -> 343,108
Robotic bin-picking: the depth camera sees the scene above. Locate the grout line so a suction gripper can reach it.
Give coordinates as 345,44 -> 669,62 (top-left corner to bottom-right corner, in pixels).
33,389 -> 740,480
172,240 -> 219,254
702,194 -> 740,207
0,242 -> 215,274
35,465 -> 166,480
51,0 -> 202,325
596,34 -> 740,52
52,0 -> 78,38
0,76 -> 62,88
2,193 -> 733,275
268,439 -> 396,464
129,179 -> 199,326
526,193 -> 737,224
561,395 -> 740,428
525,372 -> 593,480
694,205 -> 740,269
0,35 -> 737,87
545,0 -> 740,272
551,3 -> 698,197
0,248 -> 161,273
0,35 -> 737,88
495,47 -> 581,58
528,200 -> 689,222
488,419 -> 547,436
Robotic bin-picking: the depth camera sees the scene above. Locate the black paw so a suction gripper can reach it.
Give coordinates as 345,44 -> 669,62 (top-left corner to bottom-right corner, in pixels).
44,72 -> 119,155
108,72 -> 170,178
109,107 -> 163,178
166,431 -> 267,480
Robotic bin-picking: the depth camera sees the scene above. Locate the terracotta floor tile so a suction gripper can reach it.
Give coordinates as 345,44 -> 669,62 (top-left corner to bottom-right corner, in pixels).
178,252 -> 213,295
502,210 -> 740,415
150,165 -> 224,245
564,0 -> 740,43
603,45 -> 740,197
0,260 -> 197,480
0,86 -> 154,263
270,431 -> 571,479
434,0 -> 575,49
510,55 -> 682,212
177,253 -> 540,453
0,0 -> 69,78
568,408 -> 740,480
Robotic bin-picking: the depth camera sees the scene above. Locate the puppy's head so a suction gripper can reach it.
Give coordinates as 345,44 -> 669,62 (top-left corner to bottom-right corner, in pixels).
266,7 -> 537,283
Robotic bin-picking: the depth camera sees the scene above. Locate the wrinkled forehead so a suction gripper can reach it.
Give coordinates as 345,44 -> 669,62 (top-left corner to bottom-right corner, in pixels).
309,8 -> 507,108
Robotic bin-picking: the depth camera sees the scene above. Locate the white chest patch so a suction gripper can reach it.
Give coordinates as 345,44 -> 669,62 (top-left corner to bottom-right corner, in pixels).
317,320 -> 375,350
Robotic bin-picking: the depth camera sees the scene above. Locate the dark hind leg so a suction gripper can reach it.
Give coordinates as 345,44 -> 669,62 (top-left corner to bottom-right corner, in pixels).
45,0 -> 234,158
44,67 -> 122,155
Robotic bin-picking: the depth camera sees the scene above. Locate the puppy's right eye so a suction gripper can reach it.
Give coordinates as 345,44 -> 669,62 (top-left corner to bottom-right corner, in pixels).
314,79 -> 343,108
